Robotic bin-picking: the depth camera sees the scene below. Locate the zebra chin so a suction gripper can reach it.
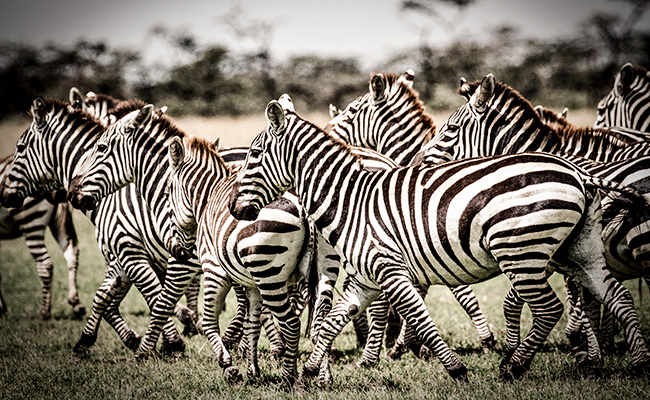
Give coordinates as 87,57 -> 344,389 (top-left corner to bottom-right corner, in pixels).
68,191 -> 98,212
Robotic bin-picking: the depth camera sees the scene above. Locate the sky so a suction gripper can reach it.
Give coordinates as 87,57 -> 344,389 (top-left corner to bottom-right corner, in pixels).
0,0 -> 647,69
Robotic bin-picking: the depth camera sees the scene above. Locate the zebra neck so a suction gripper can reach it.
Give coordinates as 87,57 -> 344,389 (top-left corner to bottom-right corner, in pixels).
191,170 -> 234,220
289,120 -> 367,243
554,125 -> 636,162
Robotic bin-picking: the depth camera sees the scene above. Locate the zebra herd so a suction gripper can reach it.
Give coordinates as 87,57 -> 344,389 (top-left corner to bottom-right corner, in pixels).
1,62 -> 649,387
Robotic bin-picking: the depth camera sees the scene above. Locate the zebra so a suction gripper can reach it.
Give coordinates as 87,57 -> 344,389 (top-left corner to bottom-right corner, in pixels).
417,73 -> 650,359
323,72 -> 496,356
595,63 -> 650,132
0,155 -> 84,320
0,97 -> 199,358
229,98 -> 650,383
66,97 -> 408,383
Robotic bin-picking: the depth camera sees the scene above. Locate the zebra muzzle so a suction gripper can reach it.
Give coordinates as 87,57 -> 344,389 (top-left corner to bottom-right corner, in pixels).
167,237 -> 193,262
68,176 -> 98,211
1,190 -> 25,208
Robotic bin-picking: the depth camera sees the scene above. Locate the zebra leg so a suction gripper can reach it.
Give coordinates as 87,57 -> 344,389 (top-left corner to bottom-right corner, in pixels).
49,203 -> 85,318
177,273 -> 201,337
23,230 -> 54,320
378,271 -> 468,381
309,236 -> 341,343
351,310 -> 369,349
73,265 -> 135,358
502,286 -> 524,356
261,306 -> 285,359
499,270 -> 564,381
357,294 -> 390,367
0,271 -> 5,317
386,284 -> 429,360
258,283 -> 301,386
201,266 -> 240,383
300,277 -> 381,385
564,277 -> 602,370
136,261 -> 199,357
450,285 -> 495,351
244,287 -> 263,381
223,284 -> 247,351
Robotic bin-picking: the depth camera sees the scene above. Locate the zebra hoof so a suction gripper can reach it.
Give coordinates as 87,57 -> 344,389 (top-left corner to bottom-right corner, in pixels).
39,309 -> 52,321
355,358 -> 378,369
633,360 -> 650,376
224,366 -> 242,384
124,333 -> 142,351
481,334 -> 496,353
386,347 -> 405,360
418,345 -> 433,361
161,337 -> 186,358
448,363 -> 469,382
498,360 -> 527,382
72,333 -> 96,360
72,304 -> 86,319
182,322 -> 199,338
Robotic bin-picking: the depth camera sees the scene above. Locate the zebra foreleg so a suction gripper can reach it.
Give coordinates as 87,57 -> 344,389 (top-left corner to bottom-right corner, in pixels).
356,294 -> 390,368
201,266 -> 240,383
450,285 -> 495,352
378,271 -> 468,381
222,284 -> 247,350
136,261 -> 199,358
299,277 -> 380,386
386,284 -> 429,360
243,287 -> 263,381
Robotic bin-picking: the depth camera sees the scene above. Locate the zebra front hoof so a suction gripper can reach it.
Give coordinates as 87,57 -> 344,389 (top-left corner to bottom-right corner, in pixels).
270,346 -> 285,360
39,309 -> 52,320
418,345 -> 433,361
481,334 -> 496,353
224,366 -> 242,384
71,304 -> 86,319
298,364 -> 318,386
386,347 -> 405,360
161,337 -> 186,358
448,363 -> 469,382
124,333 -> 142,351
498,360 -> 527,382
72,333 -> 96,360
182,322 -> 199,337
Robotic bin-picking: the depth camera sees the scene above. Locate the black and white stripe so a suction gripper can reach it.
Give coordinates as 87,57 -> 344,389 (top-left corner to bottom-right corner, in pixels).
230,99 -> 650,383
1,98 -> 198,357
594,63 -> 650,132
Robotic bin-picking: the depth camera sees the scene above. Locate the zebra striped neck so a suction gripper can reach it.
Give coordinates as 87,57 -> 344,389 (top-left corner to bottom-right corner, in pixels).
285,114 -> 372,244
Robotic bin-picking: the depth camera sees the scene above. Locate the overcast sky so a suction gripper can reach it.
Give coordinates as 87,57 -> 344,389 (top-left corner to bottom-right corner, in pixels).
0,0 -> 647,68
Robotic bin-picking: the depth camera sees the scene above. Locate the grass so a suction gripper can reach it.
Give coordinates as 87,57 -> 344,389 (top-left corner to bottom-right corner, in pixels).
1,211 -> 650,400
2,110 -> 649,399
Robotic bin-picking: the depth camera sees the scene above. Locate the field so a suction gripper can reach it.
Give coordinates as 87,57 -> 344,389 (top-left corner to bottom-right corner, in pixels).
2,110 -> 650,400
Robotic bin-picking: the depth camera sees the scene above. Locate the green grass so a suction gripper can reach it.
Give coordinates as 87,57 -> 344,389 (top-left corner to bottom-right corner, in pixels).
1,211 -> 650,399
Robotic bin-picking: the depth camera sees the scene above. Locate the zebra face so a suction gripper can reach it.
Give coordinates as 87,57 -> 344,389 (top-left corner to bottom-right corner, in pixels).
165,137 -> 197,261
594,63 -> 650,131
2,100 -> 62,207
230,100 -> 292,221
69,105 -> 153,211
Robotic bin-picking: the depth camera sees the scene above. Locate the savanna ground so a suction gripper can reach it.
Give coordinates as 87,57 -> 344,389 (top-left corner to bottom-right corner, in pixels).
1,109 -> 650,399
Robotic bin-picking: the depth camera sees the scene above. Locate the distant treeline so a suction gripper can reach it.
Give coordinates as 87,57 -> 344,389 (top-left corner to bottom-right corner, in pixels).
0,17 -> 648,119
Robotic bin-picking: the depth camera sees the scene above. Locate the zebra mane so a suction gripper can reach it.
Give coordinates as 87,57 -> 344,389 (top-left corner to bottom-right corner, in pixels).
184,136 -> 229,173
38,98 -> 104,129
88,92 -> 124,110
293,110 -> 364,160
110,99 -> 187,142
106,99 -> 153,120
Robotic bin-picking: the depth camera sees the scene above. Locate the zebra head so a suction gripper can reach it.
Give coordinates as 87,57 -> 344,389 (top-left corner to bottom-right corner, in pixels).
595,63 -> 650,131
416,74 -> 499,164
325,70 -> 435,166
165,136 -> 197,262
68,104 -> 154,211
69,87 -> 120,128
2,98 -> 71,208
230,99 -> 294,221
534,105 -> 570,131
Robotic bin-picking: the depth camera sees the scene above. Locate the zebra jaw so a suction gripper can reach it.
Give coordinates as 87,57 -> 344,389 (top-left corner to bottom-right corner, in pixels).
68,176 -> 98,212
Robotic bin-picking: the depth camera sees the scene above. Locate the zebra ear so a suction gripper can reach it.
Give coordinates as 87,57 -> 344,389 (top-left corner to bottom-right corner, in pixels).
533,105 -> 544,118
278,94 -> 295,112
132,104 -> 154,131
473,73 -> 495,111
69,87 -> 84,109
458,77 -> 472,101
616,63 -> 635,95
31,97 -> 47,125
398,69 -> 415,89
370,73 -> 386,101
329,104 -> 341,119
266,101 -> 286,136
168,137 -> 185,170
212,137 -> 220,149
561,108 -> 568,119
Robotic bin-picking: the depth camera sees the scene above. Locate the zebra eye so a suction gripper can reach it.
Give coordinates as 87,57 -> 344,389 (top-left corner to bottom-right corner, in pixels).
16,144 -> 26,152
250,148 -> 262,158
446,124 -> 459,133
97,143 -> 108,153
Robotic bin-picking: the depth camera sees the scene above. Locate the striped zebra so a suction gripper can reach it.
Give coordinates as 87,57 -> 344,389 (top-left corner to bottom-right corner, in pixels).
0,155 -> 84,319
66,98 -> 404,383
1,98 -> 199,357
595,63 -> 650,132
230,99 -> 650,383
418,73 -> 650,358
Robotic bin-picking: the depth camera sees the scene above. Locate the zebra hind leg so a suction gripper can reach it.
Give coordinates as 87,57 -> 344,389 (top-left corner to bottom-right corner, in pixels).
356,293 -> 390,367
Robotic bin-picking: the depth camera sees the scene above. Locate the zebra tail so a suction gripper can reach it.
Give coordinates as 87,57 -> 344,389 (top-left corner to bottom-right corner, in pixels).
303,217 -> 320,337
